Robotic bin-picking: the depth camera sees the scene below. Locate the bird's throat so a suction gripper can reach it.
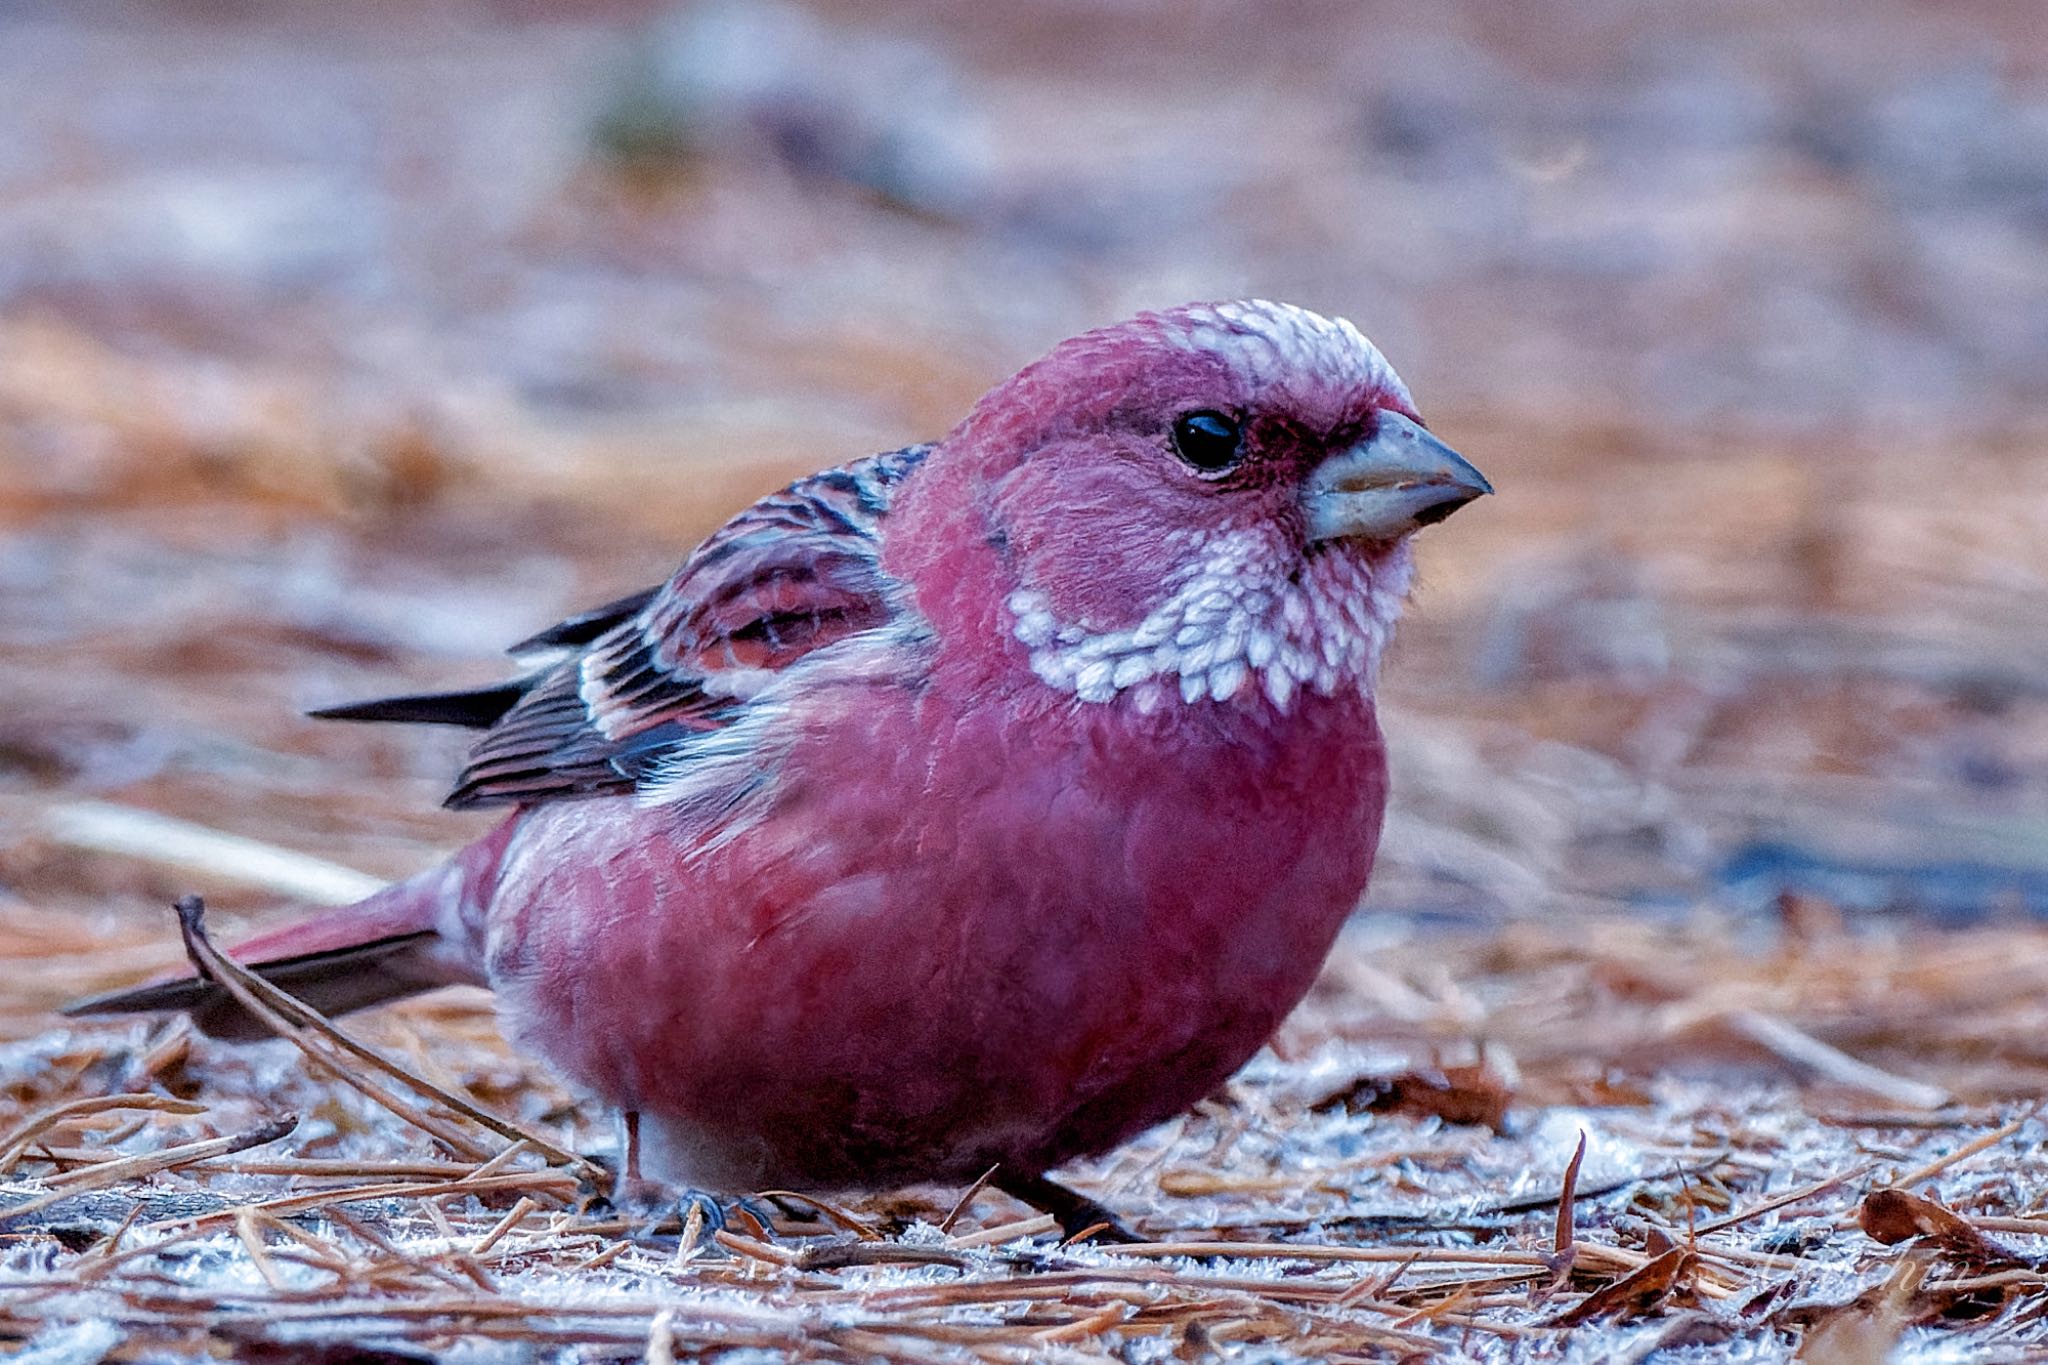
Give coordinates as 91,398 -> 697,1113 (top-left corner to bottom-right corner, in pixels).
1007,530 -> 1412,712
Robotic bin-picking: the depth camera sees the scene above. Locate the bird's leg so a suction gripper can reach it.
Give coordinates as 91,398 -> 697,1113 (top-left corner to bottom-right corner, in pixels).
611,1110 -> 671,1211
992,1171 -> 1145,1244
601,1111 -> 772,1248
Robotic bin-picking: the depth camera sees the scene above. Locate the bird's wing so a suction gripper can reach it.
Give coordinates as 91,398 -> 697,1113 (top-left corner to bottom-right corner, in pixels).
307,587 -> 662,731
316,445 -> 931,810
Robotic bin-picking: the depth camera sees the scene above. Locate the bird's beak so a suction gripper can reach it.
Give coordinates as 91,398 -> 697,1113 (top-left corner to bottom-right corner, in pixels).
1300,412 -> 1492,543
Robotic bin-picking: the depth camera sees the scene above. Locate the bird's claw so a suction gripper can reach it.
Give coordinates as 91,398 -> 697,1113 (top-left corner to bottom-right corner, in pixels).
990,1170 -> 1147,1245
572,1153 -> 619,1217
1050,1199 -> 1146,1245
673,1189 -> 727,1250
618,1188 -> 775,1253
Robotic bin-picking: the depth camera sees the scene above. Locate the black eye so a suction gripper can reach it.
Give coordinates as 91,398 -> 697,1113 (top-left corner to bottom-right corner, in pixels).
1171,410 -> 1243,472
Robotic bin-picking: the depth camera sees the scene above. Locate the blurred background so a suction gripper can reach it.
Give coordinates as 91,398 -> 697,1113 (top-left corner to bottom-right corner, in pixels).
1,0 -> 2046,1039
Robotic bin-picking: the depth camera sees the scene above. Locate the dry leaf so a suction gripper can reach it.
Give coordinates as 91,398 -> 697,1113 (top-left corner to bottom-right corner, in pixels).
1547,1246 -> 1697,1327
1858,1188 -> 2036,1268
1312,1063 -> 1514,1131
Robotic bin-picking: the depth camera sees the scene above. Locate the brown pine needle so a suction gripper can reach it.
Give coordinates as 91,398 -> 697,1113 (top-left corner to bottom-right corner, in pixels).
939,1164 -> 1001,1236
173,894 -> 598,1178
1885,1103 -> 2042,1192
1695,1162 -> 1876,1235
2,1116 -> 297,1221
0,1093 -> 208,1173
472,1196 -> 539,1259
1557,1128 -> 1589,1255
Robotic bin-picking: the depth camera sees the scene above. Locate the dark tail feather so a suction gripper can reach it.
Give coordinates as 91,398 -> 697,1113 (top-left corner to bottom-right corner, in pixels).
307,682 -> 534,729
65,930 -> 447,1042
507,585 -> 659,655
66,817 -> 515,1042
309,585 -> 662,730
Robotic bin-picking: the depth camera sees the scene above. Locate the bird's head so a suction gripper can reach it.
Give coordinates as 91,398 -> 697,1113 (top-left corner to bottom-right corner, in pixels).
899,300 -> 1491,711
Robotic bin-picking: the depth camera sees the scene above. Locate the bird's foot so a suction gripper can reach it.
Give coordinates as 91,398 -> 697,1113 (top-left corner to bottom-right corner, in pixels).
611,1173 -> 677,1219
570,1157 -> 698,1221
572,1153 -> 620,1217
992,1170 -> 1146,1245
670,1188 -> 728,1253
617,1185 -> 777,1251
594,1113 -> 773,1247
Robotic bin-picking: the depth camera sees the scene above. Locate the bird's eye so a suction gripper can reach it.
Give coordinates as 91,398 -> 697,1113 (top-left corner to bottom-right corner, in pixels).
1171,410 -> 1243,473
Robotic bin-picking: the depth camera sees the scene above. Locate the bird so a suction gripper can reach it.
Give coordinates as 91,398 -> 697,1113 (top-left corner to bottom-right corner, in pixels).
69,300 -> 1491,1240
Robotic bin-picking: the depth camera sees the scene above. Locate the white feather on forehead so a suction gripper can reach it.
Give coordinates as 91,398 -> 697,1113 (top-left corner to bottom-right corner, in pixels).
1173,300 -> 1412,409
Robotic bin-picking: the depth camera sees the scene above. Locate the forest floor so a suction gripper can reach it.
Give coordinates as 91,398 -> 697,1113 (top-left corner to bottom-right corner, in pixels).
2,1 -> 2047,1358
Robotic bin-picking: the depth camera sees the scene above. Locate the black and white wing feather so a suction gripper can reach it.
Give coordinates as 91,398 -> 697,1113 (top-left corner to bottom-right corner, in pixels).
312,446 -> 930,810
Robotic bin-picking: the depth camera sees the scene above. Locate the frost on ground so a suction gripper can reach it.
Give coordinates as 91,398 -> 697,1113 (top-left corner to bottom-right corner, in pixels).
4,904 -> 2048,1361
1,0 -> 2045,1357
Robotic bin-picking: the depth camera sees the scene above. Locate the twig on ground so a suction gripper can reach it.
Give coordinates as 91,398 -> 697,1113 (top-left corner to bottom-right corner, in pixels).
40,800 -> 387,905
173,894 -> 600,1180
1719,1010 -> 1951,1110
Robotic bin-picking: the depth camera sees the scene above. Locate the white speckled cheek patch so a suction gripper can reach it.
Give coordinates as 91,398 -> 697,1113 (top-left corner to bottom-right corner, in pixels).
1009,299 -> 1421,712
1009,529 -> 1408,711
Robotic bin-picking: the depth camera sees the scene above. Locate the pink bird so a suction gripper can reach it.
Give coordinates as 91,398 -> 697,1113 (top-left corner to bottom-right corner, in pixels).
73,301 -> 1490,1239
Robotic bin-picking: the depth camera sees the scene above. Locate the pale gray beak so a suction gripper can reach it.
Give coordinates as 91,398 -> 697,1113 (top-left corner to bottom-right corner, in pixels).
1300,411 -> 1492,543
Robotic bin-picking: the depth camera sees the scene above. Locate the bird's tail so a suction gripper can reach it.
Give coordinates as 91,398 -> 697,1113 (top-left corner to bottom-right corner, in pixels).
65,816 -> 519,1041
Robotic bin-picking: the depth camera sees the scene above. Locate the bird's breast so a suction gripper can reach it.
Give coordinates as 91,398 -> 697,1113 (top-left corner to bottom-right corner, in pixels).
484,677 -> 1389,1188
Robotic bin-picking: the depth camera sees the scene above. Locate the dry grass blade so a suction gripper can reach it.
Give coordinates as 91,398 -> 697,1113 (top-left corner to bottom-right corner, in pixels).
1556,1128 -> 1587,1257
1885,1104 -> 2042,1192
1534,1128 -> 1590,1303
4,1116 -> 295,1220
1718,1010 -> 1951,1110
938,1164 -> 1000,1235
41,800 -> 387,905
172,895 -> 599,1179
0,1093 -> 208,1173
1695,1162 -> 1875,1235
